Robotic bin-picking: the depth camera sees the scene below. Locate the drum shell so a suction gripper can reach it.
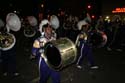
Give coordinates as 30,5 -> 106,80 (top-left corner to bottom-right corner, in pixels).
43,37 -> 77,71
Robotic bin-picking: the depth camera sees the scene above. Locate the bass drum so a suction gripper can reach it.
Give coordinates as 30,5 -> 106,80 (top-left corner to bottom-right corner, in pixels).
89,30 -> 107,48
43,37 -> 77,71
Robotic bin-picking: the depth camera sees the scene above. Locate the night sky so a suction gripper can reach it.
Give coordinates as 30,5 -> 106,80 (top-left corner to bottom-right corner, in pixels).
2,0 -> 123,17
0,0 -> 37,15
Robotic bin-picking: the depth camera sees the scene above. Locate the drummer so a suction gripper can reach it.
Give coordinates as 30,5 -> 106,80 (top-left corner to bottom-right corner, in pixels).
30,19 -> 61,83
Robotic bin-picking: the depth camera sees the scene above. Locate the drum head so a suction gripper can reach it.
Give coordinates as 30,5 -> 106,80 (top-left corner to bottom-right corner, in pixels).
43,38 -> 77,71
44,42 -> 61,68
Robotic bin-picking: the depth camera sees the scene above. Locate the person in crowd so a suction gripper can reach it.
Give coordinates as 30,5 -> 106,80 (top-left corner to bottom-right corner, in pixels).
75,19 -> 98,70
30,19 -> 60,83
0,23 -> 20,77
106,18 -> 123,51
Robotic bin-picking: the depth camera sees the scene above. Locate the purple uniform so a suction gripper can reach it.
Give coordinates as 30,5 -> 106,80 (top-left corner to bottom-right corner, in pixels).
32,32 -> 60,83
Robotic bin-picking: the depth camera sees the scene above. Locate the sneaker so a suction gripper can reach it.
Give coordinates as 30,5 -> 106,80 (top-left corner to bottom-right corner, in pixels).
76,65 -> 82,69
116,49 -> 122,52
3,72 -> 8,76
90,66 -> 99,69
13,72 -> 20,77
107,47 -> 112,51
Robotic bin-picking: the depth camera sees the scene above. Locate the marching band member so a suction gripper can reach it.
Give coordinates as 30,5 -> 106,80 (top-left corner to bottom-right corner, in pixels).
75,19 -> 98,70
30,19 -> 60,83
0,14 -> 20,77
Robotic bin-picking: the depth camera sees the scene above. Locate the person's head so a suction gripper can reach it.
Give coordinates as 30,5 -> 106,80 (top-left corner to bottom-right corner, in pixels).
43,23 -> 52,36
77,20 -> 89,31
39,19 -> 49,32
81,24 -> 89,31
39,19 -> 53,37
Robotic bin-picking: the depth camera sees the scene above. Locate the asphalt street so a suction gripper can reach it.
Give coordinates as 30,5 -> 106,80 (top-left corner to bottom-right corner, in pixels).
0,33 -> 125,83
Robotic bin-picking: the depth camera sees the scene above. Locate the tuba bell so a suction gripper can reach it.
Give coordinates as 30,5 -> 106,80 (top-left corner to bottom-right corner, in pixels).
6,13 -> 21,32
0,32 -> 16,51
23,16 -> 37,37
50,15 -> 60,29
0,13 -> 21,51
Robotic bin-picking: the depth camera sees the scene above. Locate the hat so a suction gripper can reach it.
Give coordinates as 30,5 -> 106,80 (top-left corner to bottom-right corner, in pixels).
39,19 -> 50,32
77,20 -> 88,30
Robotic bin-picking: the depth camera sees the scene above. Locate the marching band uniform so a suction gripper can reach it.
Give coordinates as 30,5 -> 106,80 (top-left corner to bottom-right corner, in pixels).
31,19 -> 60,83
0,15 -> 20,77
0,29 -> 19,77
76,20 -> 98,69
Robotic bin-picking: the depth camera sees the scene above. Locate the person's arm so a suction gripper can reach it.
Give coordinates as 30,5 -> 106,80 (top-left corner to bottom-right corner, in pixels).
30,40 -> 40,59
75,34 -> 80,47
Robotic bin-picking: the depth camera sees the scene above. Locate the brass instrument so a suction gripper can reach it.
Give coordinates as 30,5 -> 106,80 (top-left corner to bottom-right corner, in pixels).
50,15 -> 60,29
0,13 -> 21,51
0,32 -> 16,51
23,16 -> 37,37
39,15 -> 59,33
23,25 -> 36,37
6,13 -> 21,32
39,15 -> 76,71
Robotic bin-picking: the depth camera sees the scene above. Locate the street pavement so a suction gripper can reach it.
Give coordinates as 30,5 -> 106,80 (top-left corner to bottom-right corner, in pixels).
0,34 -> 125,83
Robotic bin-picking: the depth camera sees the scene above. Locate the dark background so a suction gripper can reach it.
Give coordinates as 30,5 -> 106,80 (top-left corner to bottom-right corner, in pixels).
0,0 -> 102,18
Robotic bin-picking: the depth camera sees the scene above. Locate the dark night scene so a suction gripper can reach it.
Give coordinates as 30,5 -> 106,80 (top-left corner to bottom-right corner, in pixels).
0,0 -> 125,83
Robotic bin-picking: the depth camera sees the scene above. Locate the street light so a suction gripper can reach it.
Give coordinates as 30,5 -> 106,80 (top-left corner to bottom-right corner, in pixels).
87,5 -> 91,9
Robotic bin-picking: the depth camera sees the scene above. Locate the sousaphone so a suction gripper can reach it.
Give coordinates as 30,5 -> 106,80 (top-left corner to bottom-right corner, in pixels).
50,15 -> 60,29
6,13 -> 21,32
0,13 -> 21,51
23,16 -> 38,37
